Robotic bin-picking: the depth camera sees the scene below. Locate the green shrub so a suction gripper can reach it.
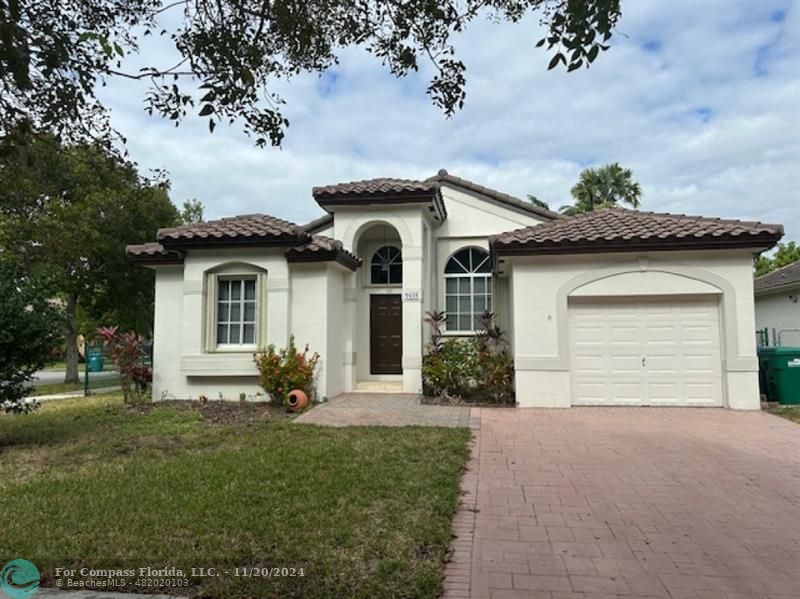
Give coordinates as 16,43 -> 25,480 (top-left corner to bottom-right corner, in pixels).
421,311 -> 514,404
254,337 -> 319,405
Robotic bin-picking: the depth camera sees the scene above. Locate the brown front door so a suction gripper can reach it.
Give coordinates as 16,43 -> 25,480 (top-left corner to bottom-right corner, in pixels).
370,294 -> 403,374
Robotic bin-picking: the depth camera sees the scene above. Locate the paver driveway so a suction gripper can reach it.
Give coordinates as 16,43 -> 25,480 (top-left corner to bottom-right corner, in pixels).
444,408 -> 800,598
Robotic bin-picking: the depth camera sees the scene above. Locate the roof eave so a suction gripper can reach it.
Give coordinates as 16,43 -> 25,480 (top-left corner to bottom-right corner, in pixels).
157,235 -> 308,250
286,249 -> 361,271
492,235 -> 783,257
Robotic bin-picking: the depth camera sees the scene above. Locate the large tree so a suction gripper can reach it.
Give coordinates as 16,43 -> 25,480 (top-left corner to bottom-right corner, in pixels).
0,0 -> 622,148
560,162 -> 642,215
0,135 -> 180,384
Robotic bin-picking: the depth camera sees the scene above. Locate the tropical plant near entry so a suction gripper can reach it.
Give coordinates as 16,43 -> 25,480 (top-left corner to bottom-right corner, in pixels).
422,311 -> 514,404
560,162 -> 642,215
254,337 -> 320,407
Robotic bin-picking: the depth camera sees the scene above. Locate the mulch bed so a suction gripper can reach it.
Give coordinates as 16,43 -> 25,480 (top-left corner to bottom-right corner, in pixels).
421,395 -> 516,408
128,400 -> 296,425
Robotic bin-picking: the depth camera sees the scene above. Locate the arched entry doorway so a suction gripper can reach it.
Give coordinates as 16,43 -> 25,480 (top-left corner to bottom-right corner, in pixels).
354,222 -> 404,381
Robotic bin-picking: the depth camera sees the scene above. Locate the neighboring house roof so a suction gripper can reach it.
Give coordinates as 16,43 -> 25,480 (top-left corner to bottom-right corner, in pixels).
302,213 -> 334,234
754,261 -> 800,294
425,169 -> 562,221
491,207 -> 783,256
286,235 -> 361,270
128,214 -> 360,270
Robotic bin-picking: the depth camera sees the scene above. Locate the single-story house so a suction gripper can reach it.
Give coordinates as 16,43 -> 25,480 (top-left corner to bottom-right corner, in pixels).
127,170 -> 783,409
754,262 -> 800,346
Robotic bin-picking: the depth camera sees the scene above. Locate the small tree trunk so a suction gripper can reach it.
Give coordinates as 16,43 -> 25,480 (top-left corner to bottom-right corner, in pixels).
63,293 -> 80,384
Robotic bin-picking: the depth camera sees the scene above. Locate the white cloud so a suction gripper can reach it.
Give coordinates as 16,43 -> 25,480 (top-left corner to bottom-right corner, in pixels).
98,0 -> 800,241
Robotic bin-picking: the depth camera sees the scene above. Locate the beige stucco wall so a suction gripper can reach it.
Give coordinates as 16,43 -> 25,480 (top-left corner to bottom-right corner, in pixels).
755,287 -> 800,346
151,248 -> 346,401
149,183 -> 547,400
506,250 -> 762,410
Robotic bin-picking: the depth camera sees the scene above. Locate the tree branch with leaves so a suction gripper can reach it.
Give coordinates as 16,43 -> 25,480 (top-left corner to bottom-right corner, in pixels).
0,0 -> 622,150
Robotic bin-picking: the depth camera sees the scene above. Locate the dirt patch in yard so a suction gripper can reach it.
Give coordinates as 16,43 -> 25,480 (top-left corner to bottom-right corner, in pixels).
129,400 -> 295,425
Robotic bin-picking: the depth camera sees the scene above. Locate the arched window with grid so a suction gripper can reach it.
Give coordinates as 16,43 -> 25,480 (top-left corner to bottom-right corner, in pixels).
444,247 -> 492,332
370,245 -> 402,285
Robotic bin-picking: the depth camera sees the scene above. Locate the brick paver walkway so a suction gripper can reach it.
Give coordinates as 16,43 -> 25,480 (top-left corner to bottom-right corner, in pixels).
294,393 -> 471,427
444,408 -> 800,598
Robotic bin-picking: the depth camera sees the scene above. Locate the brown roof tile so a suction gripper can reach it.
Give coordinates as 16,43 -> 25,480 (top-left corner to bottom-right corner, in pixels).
157,214 -> 309,247
286,235 -> 361,270
302,213 -> 334,233
427,169 -> 562,220
125,242 -> 184,264
312,177 -> 439,198
754,261 -> 800,294
492,207 -> 783,255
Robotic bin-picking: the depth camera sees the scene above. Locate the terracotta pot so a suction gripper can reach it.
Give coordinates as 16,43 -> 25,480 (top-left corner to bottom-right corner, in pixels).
287,389 -> 309,412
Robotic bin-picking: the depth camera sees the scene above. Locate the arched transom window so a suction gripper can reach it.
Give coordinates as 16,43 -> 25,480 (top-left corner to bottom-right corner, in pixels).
370,245 -> 403,285
444,247 -> 492,332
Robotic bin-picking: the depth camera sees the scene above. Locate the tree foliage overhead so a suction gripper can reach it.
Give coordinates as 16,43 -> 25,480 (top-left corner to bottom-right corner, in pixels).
560,162 -> 642,215
0,0 -> 622,148
756,241 -> 800,276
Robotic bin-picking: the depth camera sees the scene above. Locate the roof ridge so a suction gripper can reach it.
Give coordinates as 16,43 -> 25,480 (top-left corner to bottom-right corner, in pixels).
428,169 -> 562,220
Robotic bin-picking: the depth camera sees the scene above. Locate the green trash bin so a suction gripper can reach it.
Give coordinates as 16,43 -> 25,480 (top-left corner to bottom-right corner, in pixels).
760,347 -> 800,405
87,350 -> 104,373
757,348 -> 771,399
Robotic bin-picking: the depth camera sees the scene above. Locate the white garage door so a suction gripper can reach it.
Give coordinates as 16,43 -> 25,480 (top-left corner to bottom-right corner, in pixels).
568,297 -> 723,406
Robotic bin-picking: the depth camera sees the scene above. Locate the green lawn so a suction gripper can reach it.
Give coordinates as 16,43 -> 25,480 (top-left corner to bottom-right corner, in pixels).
0,395 -> 470,598
767,404 -> 800,424
27,381 -> 85,396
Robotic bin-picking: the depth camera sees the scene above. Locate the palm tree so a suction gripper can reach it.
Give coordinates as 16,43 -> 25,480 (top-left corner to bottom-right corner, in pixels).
560,163 -> 642,215
526,194 -> 550,210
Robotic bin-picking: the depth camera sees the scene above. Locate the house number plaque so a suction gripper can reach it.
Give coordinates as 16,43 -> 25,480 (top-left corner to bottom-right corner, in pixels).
403,290 -> 422,302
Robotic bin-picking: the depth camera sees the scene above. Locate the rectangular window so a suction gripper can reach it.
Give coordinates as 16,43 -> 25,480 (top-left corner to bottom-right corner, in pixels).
215,277 -> 258,346
444,275 -> 492,332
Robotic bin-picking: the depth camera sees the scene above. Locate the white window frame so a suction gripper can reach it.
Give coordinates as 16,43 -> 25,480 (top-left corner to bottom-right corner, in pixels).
443,248 -> 492,334
204,270 -> 267,353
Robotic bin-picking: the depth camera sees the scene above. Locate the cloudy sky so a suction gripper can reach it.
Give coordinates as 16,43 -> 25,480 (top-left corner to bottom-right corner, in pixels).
99,0 -> 800,242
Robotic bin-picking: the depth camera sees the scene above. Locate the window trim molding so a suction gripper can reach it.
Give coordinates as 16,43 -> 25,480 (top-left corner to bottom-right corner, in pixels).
204,266 -> 268,353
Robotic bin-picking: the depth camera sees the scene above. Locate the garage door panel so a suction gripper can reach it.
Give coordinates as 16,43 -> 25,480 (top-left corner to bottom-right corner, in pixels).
569,298 -> 723,407
609,353 -> 642,373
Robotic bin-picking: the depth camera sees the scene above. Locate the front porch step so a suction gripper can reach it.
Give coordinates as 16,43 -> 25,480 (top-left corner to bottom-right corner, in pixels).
353,381 -> 404,393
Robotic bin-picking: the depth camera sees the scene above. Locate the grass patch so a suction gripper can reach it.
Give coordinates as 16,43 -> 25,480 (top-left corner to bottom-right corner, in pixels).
27,381 -> 85,396
766,404 -> 800,424
0,395 -> 470,598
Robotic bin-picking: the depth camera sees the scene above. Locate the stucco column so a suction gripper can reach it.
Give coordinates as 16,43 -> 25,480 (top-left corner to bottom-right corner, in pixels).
342,277 -> 358,392
402,246 -> 424,393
